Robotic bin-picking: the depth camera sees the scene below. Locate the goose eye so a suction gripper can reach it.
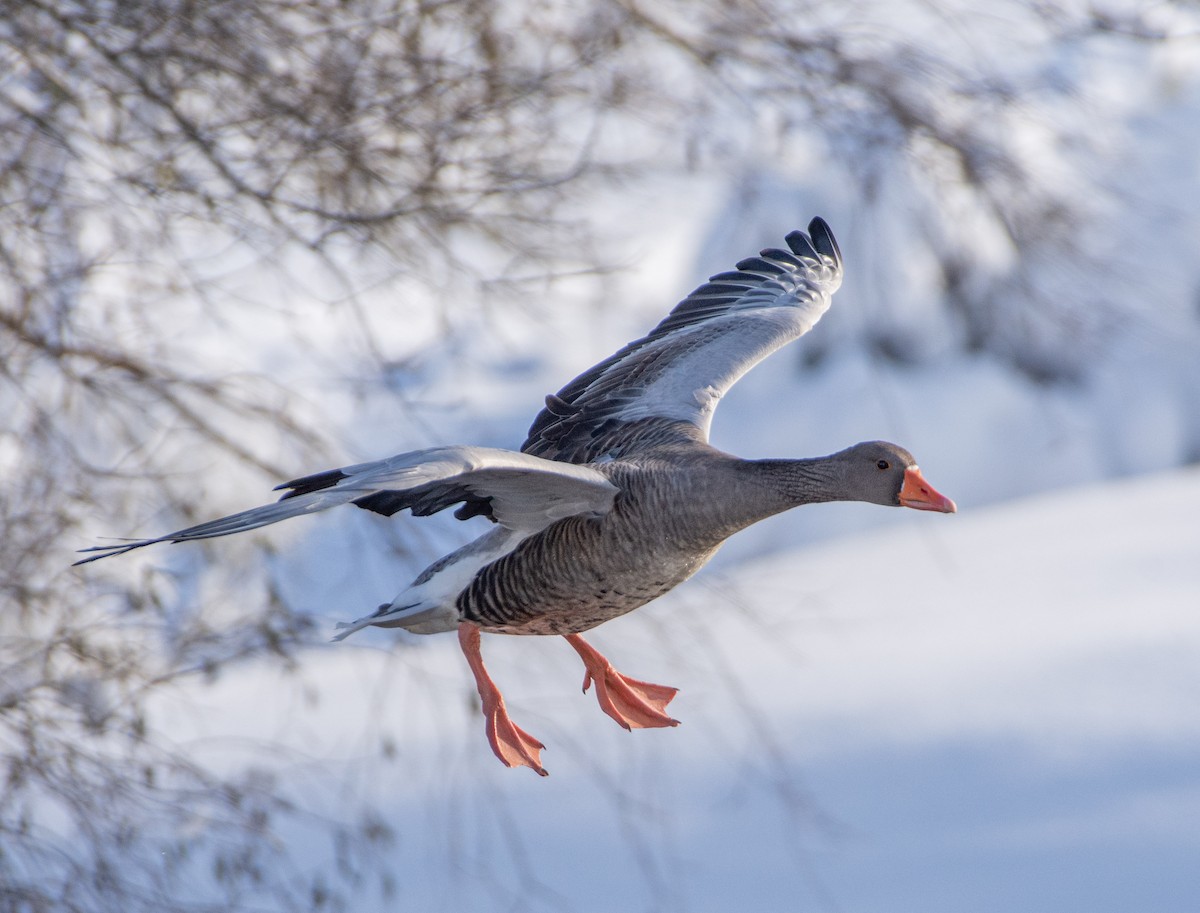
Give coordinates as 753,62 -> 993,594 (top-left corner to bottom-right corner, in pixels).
876,459 -> 890,470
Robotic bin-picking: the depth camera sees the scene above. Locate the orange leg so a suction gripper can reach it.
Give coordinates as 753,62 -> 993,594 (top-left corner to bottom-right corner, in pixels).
458,623 -> 548,776
564,633 -> 680,730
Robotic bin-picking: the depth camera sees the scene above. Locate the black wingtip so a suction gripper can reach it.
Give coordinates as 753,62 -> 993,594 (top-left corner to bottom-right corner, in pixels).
73,551 -> 117,567
72,539 -> 156,566
807,217 -> 841,267
274,468 -> 349,500
784,228 -> 818,261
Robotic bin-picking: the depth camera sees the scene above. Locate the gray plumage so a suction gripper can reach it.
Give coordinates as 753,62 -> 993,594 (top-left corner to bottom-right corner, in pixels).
76,219 -> 952,636
77,219 -> 955,773
452,440 -> 924,636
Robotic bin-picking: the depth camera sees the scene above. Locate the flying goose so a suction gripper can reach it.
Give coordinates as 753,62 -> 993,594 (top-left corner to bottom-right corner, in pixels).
77,218 -> 955,775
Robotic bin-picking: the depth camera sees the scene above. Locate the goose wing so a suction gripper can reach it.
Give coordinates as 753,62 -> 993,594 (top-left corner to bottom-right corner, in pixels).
74,446 -> 618,564
522,218 -> 843,463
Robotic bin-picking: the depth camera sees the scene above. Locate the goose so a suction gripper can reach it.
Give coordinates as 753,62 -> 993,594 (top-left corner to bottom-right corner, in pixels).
77,218 -> 955,775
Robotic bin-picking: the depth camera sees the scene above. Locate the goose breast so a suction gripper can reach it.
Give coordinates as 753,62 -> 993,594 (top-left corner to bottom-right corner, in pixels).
456,458 -> 732,635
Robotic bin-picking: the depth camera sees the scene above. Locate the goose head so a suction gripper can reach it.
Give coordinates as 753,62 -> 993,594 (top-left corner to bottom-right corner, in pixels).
833,441 -> 957,513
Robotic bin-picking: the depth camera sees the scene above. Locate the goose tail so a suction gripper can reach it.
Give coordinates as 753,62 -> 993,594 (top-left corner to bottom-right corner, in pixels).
331,600 -> 454,640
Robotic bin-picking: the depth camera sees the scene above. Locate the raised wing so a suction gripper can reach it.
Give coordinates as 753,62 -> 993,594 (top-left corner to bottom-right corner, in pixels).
74,446 -> 618,564
522,218 -> 843,463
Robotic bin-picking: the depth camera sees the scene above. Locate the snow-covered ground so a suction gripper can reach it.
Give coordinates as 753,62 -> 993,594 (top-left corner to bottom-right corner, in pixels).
160,460 -> 1200,912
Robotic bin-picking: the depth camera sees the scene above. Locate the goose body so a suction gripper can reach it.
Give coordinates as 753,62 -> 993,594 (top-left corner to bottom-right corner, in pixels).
78,219 -> 956,775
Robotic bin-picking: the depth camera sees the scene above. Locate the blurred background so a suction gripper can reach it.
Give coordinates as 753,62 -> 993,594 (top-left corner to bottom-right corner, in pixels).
2,2 -> 1199,910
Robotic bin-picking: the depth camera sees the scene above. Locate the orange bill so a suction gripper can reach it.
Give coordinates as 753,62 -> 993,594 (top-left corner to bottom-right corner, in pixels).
899,467 -> 957,513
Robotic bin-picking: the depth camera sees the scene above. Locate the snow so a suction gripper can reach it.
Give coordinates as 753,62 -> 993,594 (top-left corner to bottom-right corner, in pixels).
154,462 -> 1200,912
